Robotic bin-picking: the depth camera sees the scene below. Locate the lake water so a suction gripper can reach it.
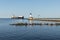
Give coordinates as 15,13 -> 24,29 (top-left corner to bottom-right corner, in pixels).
0,18 -> 60,40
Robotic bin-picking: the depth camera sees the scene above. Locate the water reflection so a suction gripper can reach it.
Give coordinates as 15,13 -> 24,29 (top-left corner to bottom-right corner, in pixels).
28,20 -> 33,24
1,18 -> 60,40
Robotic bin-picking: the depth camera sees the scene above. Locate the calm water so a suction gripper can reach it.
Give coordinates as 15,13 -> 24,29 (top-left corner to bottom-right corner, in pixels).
0,18 -> 60,40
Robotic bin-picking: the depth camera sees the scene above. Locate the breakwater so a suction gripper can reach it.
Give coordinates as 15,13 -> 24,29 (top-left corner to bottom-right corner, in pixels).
10,22 -> 60,26
10,18 -> 60,26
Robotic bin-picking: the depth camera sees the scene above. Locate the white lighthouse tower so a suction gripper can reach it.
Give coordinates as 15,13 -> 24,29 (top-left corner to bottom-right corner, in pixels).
29,13 -> 32,17
29,13 -> 33,20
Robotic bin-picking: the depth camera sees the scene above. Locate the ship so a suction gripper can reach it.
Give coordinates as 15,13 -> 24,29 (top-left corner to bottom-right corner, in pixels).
11,15 -> 24,19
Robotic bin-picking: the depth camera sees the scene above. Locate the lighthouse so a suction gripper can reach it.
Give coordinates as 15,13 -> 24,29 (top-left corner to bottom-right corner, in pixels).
29,13 -> 33,20
29,13 -> 32,17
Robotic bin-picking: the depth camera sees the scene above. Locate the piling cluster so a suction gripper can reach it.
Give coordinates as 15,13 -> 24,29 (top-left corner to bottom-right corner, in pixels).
10,22 -> 60,26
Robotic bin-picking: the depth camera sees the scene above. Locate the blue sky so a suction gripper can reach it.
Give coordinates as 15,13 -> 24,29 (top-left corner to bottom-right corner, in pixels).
0,0 -> 60,18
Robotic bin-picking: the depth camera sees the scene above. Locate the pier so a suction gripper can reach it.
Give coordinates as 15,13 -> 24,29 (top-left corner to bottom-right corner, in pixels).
29,18 -> 60,22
